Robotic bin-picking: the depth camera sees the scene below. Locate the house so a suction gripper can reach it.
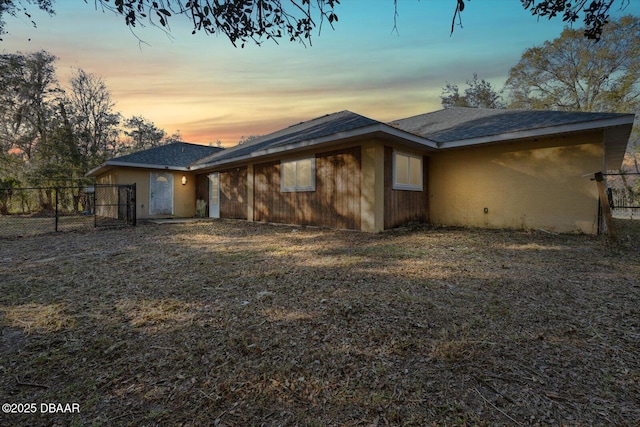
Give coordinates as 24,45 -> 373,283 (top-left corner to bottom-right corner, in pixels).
87,108 -> 635,233
88,142 -> 223,218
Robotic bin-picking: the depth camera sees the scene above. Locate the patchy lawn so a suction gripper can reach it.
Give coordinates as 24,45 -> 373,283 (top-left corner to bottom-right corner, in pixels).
0,215 -> 95,238
1,220 -> 639,426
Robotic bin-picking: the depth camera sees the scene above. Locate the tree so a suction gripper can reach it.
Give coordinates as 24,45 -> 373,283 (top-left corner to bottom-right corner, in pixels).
0,51 -> 175,211
505,15 -> 640,112
0,50 -> 69,214
0,51 -> 60,162
441,74 -> 505,109
123,115 -> 167,152
30,102 -> 82,185
520,0 -> 631,40
0,176 -> 19,215
64,68 -> 121,174
92,0 -> 636,44
238,135 -> 262,145
0,0 -> 626,46
0,0 -> 53,40
163,130 -> 183,144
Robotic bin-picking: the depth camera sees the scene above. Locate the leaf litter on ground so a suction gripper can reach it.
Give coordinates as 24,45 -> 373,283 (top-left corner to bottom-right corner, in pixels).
0,218 -> 639,426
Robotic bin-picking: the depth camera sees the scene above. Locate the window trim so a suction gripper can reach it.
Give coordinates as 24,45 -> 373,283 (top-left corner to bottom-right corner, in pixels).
280,157 -> 316,192
392,150 -> 423,191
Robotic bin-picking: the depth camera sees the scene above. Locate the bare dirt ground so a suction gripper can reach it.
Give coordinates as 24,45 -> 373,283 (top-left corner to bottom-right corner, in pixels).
1,220 -> 639,426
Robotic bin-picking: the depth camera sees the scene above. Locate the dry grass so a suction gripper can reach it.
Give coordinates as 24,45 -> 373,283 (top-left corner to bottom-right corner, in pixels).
0,219 -> 639,426
0,215 -> 95,237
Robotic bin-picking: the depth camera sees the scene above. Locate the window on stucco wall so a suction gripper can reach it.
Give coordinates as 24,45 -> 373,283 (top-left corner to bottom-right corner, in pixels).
281,157 -> 316,192
393,151 -> 423,191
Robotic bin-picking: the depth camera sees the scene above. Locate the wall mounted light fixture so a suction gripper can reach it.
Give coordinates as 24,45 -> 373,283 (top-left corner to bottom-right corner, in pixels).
181,175 -> 187,185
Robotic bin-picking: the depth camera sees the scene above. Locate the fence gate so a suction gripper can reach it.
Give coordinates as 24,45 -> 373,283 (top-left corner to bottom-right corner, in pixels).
93,184 -> 136,227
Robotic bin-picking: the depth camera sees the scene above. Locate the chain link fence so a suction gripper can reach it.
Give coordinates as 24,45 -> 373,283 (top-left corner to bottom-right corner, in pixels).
0,184 -> 135,238
94,184 -> 136,228
605,173 -> 640,219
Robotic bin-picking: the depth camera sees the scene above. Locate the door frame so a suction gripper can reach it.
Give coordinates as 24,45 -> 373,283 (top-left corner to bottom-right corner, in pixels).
149,172 -> 174,216
209,172 -> 220,218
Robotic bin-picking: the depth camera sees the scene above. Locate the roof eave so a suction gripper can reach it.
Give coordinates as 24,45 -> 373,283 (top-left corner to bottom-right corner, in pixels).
86,163 -> 111,177
604,122 -> 635,170
438,115 -> 636,149
86,161 -> 190,177
191,123 -> 438,171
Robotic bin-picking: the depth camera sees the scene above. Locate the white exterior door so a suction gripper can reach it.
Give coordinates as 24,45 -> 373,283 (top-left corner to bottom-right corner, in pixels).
150,172 -> 173,215
209,173 -> 220,218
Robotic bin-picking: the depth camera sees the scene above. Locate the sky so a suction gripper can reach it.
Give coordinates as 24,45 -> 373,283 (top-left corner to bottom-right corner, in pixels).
1,0 -> 638,146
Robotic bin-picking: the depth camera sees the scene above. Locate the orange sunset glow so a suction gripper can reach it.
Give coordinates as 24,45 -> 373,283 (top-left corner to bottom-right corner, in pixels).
2,1 -> 636,146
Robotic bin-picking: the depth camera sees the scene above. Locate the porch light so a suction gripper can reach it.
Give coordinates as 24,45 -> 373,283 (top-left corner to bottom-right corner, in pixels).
181,175 -> 187,185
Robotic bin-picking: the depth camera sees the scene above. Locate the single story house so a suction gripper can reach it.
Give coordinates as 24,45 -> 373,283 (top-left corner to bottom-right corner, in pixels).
89,142 -> 223,218
87,108 -> 635,234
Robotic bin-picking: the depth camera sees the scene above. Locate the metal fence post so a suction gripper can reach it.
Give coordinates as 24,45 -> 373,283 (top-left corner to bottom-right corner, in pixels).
132,183 -> 137,226
94,185 -> 97,228
55,187 -> 59,232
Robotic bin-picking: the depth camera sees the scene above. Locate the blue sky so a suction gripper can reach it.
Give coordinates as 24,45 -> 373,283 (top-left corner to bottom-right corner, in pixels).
1,0 -> 638,145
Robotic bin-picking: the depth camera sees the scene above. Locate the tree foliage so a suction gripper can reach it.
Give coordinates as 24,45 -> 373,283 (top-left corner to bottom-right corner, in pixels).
521,0 -> 631,41
0,52 -> 173,190
505,15 -> 640,113
0,0 -> 628,46
123,115 -> 167,152
64,68 -> 121,173
0,176 -> 19,214
0,51 -> 60,162
441,74 -> 505,109
96,0 -> 341,47
95,0 -> 634,45
0,0 -> 53,39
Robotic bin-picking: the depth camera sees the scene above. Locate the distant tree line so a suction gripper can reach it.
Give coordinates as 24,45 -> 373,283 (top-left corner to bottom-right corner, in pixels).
0,51 -> 183,212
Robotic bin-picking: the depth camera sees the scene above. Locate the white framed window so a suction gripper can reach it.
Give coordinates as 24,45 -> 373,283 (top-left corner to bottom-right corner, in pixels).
393,151 -> 423,191
281,157 -> 316,192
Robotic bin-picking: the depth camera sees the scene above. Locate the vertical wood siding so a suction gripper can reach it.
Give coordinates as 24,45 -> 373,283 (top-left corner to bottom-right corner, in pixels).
253,147 -> 361,230
384,146 -> 429,229
220,167 -> 248,219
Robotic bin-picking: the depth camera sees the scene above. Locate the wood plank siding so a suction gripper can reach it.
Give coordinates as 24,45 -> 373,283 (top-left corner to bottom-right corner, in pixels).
384,146 -> 429,229
195,169 -> 248,218
254,147 -> 362,230
220,167 -> 248,219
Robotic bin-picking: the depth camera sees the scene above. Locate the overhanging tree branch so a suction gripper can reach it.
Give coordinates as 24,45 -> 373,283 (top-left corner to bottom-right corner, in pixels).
0,0 -> 629,46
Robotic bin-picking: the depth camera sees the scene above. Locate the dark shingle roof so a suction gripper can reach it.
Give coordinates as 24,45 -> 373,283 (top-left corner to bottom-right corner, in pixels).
389,108 -> 631,144
111,142 -> 223,168
193,111 -> 380,167
90,108 -> 634,177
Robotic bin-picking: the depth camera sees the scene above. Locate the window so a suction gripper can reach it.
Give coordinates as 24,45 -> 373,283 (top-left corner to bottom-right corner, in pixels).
393,151 -> 423,191
281,157 -> 316,192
